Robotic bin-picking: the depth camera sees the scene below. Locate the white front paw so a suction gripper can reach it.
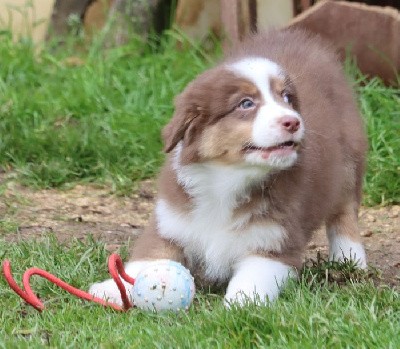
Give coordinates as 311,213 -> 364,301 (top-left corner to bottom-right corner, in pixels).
224,286 -> 267,307
89,278 -> 126,306
224,256 -> 295,308
88,260 -> 151,305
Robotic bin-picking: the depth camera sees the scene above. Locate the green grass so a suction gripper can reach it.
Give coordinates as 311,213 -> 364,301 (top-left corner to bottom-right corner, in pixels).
0,31 -> 214,191
1,236 -> 398,348
0,33 -> 398,346
0,31 -> 398,204
356,78 -> 400,205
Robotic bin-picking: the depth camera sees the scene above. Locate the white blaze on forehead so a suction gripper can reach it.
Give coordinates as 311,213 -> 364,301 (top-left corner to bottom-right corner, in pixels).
227,57 -> 283,101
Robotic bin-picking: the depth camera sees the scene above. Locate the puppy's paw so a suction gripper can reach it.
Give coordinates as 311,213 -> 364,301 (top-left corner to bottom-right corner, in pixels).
329,236 -> 367,269
224,256 -> 295,308
88,260 -> 151,305
224,287 -> 265,308
89,278 -> 126,306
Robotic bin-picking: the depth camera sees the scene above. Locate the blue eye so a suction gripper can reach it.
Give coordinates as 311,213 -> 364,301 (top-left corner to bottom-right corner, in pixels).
282,91 -> 293,105
239,98 -> 255,109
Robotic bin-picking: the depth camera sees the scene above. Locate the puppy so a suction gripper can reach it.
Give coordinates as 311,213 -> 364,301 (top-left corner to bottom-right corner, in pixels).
89,28 -> 368,306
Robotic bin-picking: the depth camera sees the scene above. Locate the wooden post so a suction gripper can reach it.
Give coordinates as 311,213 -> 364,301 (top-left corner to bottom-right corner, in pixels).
220,0 -> 241,45
249,0 -> 257,33
50,0 -> 94,35
300,0 -> 312,11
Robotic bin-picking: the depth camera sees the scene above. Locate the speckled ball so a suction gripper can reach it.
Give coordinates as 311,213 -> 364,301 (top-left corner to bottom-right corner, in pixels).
131,260 -> 195,312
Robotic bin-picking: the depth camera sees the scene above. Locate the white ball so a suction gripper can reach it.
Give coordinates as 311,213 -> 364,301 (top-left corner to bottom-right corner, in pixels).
131,260 -> 195,312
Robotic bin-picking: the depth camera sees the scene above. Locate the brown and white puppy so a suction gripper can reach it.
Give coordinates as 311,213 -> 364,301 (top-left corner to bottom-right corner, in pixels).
89,29 -> 368,306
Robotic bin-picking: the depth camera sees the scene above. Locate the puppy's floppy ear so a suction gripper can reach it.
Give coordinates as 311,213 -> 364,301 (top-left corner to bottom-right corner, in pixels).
162,92 -> 201,153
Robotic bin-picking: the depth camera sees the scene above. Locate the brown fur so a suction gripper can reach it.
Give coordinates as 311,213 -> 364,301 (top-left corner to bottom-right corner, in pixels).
129,28 -> 367,285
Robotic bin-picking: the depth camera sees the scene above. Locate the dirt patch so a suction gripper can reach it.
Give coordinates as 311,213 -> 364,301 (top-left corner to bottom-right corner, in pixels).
306,206 -> 400,288
0,177 -> 156,249
1,175 -> 399,288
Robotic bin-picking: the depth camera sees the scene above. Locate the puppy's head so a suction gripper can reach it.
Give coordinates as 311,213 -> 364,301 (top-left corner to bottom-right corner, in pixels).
163,57 -> 304,170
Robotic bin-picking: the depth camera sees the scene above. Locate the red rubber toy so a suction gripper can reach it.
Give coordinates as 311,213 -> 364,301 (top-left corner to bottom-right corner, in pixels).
2,254 -> 134,312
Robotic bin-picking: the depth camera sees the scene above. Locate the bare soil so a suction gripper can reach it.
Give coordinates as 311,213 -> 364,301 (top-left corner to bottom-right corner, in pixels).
1,176 -> 399,288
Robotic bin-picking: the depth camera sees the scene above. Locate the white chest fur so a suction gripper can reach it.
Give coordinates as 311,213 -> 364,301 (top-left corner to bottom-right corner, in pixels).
156,154 -> 288,282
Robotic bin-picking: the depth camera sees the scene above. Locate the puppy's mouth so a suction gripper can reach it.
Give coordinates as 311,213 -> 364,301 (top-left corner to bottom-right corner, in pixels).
242,141 -> 299,153
242,141 -> 300,161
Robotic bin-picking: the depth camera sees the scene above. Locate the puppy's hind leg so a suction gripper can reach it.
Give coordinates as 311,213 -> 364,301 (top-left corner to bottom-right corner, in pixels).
89,217 -> 185,305
326,202 -> 367,268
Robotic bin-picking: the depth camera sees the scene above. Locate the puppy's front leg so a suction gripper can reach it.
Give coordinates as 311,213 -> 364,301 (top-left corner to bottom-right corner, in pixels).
224,256 -> 296,306
89,217 -> 185,305
326,202 -> 367,268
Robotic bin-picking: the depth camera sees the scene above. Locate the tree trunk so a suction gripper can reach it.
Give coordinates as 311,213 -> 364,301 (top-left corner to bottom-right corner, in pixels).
50,0 -> 95,36
107,0 -> 164,45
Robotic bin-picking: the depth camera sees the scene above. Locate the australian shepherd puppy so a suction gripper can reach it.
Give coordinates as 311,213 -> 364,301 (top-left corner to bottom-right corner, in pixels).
90,28 -> 368,306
